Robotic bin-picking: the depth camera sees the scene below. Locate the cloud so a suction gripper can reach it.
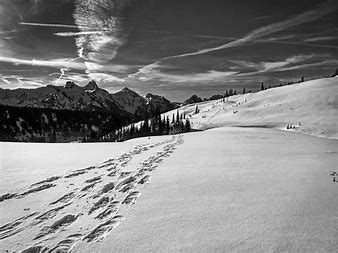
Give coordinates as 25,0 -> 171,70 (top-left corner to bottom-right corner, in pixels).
0,74 -> 44,88
171,1 -> 337,58
132,63 -> 238,85
275,59 -> 338,72
130,1 -> 338,80
0,56 -> 86,70
87,72 -> 125,83
260,54 -> 320,72
73,0 -> 129,63
304,36 -> 337,42
54,31 -> 104,37
19,22 -> 82,29
232,54 -> 331,76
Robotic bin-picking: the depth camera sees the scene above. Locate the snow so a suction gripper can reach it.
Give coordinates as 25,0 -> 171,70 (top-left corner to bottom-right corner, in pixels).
167,77 -> 338,139
0,77 -> 337,252
1,128 -> 337,252
77,128 -> 338,253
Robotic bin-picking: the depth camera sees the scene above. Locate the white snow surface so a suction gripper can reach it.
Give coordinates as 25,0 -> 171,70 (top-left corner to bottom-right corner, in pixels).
0,77 -> 338,252
1,128 -> 338,252
166,77 -> 338,139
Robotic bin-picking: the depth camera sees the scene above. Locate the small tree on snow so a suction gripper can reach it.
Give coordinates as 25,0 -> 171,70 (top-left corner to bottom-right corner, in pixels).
185,119 -> 191,132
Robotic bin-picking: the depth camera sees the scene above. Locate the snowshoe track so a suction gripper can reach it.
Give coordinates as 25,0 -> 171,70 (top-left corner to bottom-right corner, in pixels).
0,135 -> 184,251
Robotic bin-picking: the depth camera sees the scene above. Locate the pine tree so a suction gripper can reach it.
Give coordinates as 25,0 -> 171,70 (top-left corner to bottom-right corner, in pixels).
195,105 -> 199,114
172,114 -> 175,124
166,116 -> 170,133
151,117 -> 156,133
130,123 -> 135,136
261,83 -> 265,90
158,115 -> 164,134
185,119 -> 191,132
300,76 -> 304,82
176,110 -> 180,123
242,88 -> 246,94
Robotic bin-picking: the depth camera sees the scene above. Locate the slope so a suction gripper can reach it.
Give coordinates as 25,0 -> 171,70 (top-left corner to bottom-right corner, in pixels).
173,76 -> 338,139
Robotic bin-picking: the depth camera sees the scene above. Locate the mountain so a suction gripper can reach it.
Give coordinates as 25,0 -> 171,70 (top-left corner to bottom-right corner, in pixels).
182,94 -> 203,105
111,88 -> 178,119
0,81 -> 178,116
0,81 -> 126,113
0,81 -> 178,142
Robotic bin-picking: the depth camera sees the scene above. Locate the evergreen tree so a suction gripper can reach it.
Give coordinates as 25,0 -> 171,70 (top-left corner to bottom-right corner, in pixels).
130,124 -> 135,136
300,76 -> 304,82
242,88 -> 246,94
261,83 -> 265,90
172,114 -> 175,124
166,116 -> 170,133
195,105 -> 199,114
158,115 -> 164,134
185,119 -> 191,132
176,110 -> 180,123
151,117 -> 156,133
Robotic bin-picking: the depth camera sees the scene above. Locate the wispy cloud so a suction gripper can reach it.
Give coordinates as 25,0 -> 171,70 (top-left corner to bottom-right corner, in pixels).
275,59 -> 338,72
19,22 -> 85,29
0,56 -> 86,70
129,1 -> 338,82
133,62 -> 238,85
0,74 -> 44,88
232,54 -> 332,76
73,0 -> 129,63
171,1 -> 337,58
304,36 -> 337,42
87,72 -> 125,83
54,31 -> 104,37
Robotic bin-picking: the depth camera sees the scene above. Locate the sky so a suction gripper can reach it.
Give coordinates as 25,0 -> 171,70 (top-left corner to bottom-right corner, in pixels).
0,0 -> 337,101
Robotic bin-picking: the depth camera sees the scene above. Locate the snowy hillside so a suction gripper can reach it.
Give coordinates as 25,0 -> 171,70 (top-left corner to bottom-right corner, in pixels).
168,77 -> 338,139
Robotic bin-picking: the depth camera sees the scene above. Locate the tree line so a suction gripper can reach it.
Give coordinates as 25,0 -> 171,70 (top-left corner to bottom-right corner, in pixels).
99,110 -> 191,142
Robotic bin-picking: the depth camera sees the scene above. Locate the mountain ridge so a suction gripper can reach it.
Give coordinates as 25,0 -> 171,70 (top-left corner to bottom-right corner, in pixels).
0,81 -> 179,142
0,81 -> 178,116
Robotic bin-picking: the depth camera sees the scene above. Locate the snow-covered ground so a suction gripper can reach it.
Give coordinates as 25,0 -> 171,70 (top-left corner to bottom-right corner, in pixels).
166,77 -> 338,139
1,128 -> 337,252
0,77 -> 337,252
